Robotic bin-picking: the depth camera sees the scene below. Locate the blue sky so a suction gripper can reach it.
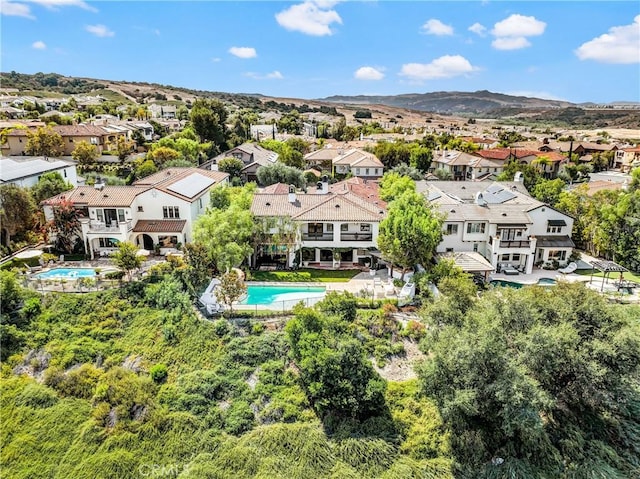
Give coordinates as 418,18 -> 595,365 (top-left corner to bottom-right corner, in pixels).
1,1 -> 639,103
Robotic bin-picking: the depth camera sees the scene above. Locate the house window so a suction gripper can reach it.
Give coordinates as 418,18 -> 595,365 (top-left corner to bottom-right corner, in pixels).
466,222 -> 486,234
96,209 -> 104,222
158,235 -> 178,247
69,138 -> 73,143
326,224 -> 333,232
360,224 -> 371,232
308,223 -> 323,234
445,224 -> 458,235
162,206 -> 180,219
63,170 -> 67,178
501,254 -> 510,262
138,206 -> 143,212
374,169 -> 379,175
117,209 -> 125,223
512,254 -> 521,261
199,198 -> 203,209
445,248 -> 454,253
341,224 -> 348,232
365,168 -> 370,175
473,243 -> 479,252
547,225 -> 562,233
548,250 -> 567,261
355,168 -> 360,175
98,238 -> 119,248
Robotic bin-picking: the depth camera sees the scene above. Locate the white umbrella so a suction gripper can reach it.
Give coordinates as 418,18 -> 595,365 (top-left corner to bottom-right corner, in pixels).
15,249 -> 43,259
136,249 -> 151,257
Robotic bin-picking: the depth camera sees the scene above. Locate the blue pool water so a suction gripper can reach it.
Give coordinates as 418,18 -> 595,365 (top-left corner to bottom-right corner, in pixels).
490,278 -> 557,289
35,268 -> 96,280
240,285 -> 326,305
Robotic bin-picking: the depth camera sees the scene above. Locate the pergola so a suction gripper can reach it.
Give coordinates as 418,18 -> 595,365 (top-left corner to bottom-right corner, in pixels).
589,260 -> 628,292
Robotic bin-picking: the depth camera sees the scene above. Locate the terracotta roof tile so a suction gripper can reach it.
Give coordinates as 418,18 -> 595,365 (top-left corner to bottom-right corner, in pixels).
133,219 -> 186,233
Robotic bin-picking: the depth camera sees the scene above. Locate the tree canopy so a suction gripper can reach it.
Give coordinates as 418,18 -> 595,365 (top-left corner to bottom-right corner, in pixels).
25,126 -> 63,157
378,190 -> 443,273
190,98 -> 229,153
31,172 -> 72,204
256,162 -> 306,189
418,282 -> 640,477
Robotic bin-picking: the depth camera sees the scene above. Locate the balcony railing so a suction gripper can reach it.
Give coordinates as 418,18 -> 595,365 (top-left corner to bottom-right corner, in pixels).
87,221 -> 131,234
499,239 -> 531,248
340,233 -> 373,242
302,233 -> 334,241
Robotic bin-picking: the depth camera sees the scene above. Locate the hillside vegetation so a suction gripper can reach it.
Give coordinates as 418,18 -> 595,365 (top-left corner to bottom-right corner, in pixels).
1,263 -> 639,478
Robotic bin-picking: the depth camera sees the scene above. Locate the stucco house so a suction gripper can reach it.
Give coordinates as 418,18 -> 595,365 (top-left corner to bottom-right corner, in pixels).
250,177 -> 386,268
417,179 -> 575,274
202,142 -> 279,182
332,149 -> 384,178
42,167 -> 229,258
0,156 -> 78,188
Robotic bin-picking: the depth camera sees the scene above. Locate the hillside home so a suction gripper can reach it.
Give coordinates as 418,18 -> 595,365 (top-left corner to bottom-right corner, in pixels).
250,177 -> 386,268
202,142 -> 279,182
332,149 -> 384,178
2,124 -> 118,156
614,147 -> 640,172
42,167 -> 229,258
416,180 -> 575,274
148,104 -> 177,119
0,156 -> 78,188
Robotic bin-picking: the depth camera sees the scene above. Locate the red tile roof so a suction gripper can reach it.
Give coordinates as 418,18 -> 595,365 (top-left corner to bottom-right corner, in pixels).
133,219 -> 187,233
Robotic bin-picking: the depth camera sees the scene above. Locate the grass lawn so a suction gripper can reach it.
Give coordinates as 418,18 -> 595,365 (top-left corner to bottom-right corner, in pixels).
575,269 -> 640,284
250,268 -> 361,283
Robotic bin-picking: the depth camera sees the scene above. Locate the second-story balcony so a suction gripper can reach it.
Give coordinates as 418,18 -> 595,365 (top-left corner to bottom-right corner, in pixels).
340,233 -> 373,242
498,239 -> 531,249
302,233 -> 334,241
86,220 -> 132,234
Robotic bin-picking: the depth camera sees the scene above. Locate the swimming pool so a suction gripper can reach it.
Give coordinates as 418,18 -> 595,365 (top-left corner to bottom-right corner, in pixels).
35,268 -> 97,280
240,285 -> 326,306
490,278 -> 557,289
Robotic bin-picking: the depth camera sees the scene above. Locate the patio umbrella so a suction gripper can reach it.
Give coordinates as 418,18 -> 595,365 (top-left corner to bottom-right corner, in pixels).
136,249 -> 151,257
14,249 -> 43,259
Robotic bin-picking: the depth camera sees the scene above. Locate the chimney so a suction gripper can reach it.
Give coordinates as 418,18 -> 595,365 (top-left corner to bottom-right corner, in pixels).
288,184 -> 297,203
94,176 -> 105,190
321,175 -> 329,195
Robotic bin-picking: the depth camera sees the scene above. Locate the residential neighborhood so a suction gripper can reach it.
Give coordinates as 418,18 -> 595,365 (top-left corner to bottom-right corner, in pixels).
1,1 -> 640,476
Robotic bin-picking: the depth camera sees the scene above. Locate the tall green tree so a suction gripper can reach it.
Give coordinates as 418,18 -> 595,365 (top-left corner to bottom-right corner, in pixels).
71,140 -> 99,165
190,99 -> 229,153
217,157 -> 244,180
531,178 -> 565,206
215,269 -> 246,314
112,241 -> 143,280
418,283 -> 640,477
379,171 -> 417,202
31,172 -> 72,204
25,126 -> 63,157
286,305 -> 387,420
256,163 -> 306,189
0,185 -> 36,247
378,190 -> 443,274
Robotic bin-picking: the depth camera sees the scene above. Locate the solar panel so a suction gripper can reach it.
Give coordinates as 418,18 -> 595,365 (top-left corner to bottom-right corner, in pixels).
483,184 -> 516,203
166,173 -> 216,198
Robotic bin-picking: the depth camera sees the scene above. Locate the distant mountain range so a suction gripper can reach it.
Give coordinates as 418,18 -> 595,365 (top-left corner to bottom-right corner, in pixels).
319,90 -> 637,115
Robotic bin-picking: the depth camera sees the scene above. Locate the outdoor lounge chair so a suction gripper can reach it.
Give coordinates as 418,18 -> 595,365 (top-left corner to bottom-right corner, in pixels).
558,262 -> 577,274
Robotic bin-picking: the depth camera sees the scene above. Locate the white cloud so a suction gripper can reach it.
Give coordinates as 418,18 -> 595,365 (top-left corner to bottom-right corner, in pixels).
32,40 -> 46,49
399,55 -> 477,81
85,24 -> 114,37
492,14 -> 546,37
275,1 -> 342,36
575,15 -> 640,64
245,71 -> 284,80
492,36 -> 530,50
354,66 -> 385,80
25,0 -> 96,12
211,57 -> 221,63
1,1 -> 35,19
491,14 -> 546,50
421,18 -> 453,36
468,22 -> 486,36
229,46 -> 257,58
